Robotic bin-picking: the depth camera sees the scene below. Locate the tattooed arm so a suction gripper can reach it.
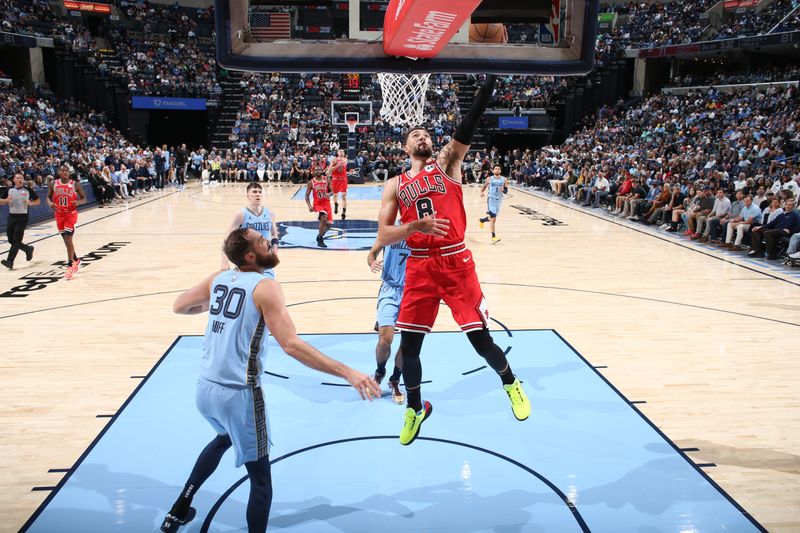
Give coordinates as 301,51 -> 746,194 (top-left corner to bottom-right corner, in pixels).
437,75 -> 497,182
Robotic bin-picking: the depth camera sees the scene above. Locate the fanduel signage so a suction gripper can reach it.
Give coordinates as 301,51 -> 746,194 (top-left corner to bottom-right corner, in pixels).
131,96 -> 207,111
499,116 -> 529,129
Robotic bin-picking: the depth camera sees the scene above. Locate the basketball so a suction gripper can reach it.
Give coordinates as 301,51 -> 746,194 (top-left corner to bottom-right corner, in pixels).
469,23 -> 508,44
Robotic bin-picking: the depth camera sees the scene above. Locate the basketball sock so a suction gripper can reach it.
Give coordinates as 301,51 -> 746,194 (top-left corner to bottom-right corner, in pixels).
491,232 -> 496,238
400,331 -> 424,410
466,329 -> 515,384
498,365 -> 515,386
376,361 -> 387,375
390,366 -> 402,382
407,388 -> 422,412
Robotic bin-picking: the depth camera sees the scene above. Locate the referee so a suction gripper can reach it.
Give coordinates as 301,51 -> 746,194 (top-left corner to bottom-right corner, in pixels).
1,173 -> 40,270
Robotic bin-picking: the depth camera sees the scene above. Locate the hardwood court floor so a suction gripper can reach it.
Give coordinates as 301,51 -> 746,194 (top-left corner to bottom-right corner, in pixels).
1,181 -> 798,532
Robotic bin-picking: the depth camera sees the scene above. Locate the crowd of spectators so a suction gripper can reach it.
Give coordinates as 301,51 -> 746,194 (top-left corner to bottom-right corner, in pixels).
715,0 -> 799,39
0,83 -> 211,205
0,0 -> 61,37
603,0 -> 799,49
501,82 -> 800,262
667,65 -> 800,88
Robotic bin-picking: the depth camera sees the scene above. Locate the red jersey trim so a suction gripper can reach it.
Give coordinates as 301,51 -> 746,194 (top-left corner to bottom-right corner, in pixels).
434,161 -> 461,186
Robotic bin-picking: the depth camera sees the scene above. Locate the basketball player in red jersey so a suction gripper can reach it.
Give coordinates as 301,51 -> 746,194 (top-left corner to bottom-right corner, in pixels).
376,76 -> 530,445
305,169 -> 333,248
329,149 -> 348,220
47,165 -> 87,280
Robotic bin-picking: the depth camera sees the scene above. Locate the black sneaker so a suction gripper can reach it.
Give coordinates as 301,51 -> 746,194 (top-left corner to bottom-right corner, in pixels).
160,507 -> 196,533
317,236 -> 327,248
1,259 -> 12,270
25,245 -> 34,262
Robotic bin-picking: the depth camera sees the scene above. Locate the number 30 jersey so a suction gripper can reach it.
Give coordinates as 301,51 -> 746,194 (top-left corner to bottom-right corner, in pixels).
396,161 -> 465,250
201,270 -> 271,387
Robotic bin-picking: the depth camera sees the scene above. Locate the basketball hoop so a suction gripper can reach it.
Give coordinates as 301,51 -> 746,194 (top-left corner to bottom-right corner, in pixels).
377,72 -> 431,127
346,117 -> 358,134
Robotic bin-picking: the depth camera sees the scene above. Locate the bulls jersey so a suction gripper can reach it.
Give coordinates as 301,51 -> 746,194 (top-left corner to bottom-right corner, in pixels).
311,178 -> 329,206
331,158 -> 347,180
397,161 -> 465,249
241,207 -> 273,238
52,180 -> 77,214
201,270 -> 270,387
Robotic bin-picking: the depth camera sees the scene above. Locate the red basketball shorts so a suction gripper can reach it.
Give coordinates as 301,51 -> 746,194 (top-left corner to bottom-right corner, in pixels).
55,210 -> 78,233
397,247 -> 489,334
314,202 -> 332,220
332,178 -> 348,194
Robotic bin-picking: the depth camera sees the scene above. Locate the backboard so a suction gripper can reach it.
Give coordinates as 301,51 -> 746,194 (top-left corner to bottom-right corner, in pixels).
215,0 -> 599,75
331,101 -> 373,125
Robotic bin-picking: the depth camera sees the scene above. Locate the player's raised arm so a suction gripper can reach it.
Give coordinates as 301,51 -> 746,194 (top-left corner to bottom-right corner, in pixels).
437,75 -> 497,181
255,279 -> 381,400
173,271 -> 219,315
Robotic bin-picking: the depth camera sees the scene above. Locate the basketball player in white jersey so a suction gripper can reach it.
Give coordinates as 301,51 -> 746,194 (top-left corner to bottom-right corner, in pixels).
162,228 -> 380,533
221,182 -> 278,278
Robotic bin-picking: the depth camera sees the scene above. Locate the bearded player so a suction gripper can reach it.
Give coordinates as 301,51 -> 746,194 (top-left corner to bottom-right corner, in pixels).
376,75 -> 530,446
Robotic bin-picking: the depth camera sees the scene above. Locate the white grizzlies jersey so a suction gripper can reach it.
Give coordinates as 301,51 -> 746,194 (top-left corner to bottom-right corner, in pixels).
201,270 -> 270,387
241,207 -> 273,237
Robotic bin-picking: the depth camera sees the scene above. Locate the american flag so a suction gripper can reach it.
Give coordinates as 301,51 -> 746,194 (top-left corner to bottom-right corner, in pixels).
250,11 -> 291,40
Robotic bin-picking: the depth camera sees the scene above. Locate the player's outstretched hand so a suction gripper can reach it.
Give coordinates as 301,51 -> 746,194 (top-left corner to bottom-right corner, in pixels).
414,215 -> 450,237
345,369 -> 382,401
369,259 -> 383,273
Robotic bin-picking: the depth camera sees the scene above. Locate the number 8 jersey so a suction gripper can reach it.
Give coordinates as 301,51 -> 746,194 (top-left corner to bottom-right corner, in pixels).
201,270 -> 271,387
396,161 -> 465,249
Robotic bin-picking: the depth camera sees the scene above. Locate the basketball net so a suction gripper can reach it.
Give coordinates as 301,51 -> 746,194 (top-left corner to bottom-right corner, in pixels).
346,117 -> 358,134
377,72 -> 431,126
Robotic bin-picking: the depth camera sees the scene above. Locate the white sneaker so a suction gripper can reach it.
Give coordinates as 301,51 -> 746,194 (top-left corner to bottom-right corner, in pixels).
790,251 -> 800,259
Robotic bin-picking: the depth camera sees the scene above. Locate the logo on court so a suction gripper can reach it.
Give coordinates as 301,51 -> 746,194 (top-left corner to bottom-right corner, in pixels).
511,205 -> 566,226
277,220 -> 378,251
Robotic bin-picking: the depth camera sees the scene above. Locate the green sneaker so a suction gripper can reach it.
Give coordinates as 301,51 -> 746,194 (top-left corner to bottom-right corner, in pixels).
399,401 -> 433,445
503,379 -> 530,421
